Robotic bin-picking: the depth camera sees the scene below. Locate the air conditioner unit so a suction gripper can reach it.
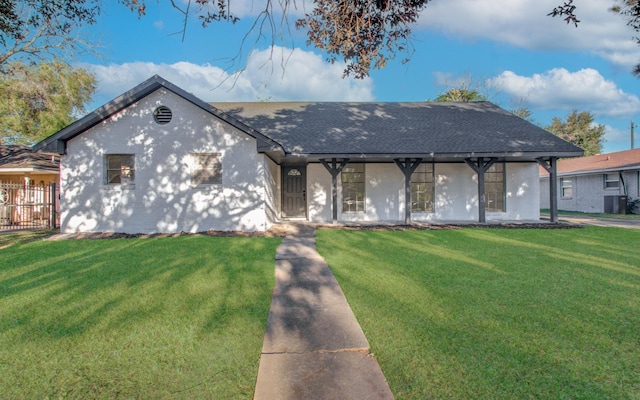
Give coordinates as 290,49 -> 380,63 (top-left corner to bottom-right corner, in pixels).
604,195 -> 627,214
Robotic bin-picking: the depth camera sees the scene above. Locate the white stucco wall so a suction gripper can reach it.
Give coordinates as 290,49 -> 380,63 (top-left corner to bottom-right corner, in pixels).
60,89 -> 269,233
264,156 -> 280,227
307,162 -> 540,223
493,162 -> 540,220
307,163 -> 332,223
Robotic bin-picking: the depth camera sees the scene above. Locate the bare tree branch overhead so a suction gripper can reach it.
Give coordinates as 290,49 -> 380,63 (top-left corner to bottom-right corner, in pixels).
3,1 -> 640,78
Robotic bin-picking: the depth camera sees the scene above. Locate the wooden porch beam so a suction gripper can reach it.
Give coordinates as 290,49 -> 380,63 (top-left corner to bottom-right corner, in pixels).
320,158 -> 349,223
393,158 -> 422,224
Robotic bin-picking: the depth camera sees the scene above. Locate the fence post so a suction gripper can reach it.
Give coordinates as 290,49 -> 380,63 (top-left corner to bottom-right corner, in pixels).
49,183 -> 57,229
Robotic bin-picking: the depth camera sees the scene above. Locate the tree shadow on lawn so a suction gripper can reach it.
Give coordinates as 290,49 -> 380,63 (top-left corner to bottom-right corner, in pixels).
317,228 -> 640,399
0,236 -> 279,339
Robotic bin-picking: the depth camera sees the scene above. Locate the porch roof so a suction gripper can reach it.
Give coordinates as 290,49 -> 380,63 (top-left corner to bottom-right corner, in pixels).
214,101 -> 583,162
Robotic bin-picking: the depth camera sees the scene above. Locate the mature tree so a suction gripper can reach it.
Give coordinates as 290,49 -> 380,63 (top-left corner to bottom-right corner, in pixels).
0,60 -> 96,145
545,110 -> 605,156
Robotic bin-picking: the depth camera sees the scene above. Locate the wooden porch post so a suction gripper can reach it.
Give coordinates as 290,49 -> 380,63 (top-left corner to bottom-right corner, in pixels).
320,158 -> 349,223
393,158 -> 422,224
537,157 -> 558,223
465,157 -> 497,223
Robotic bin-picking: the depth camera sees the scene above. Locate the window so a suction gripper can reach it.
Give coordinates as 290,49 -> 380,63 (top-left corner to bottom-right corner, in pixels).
191,153 -> 222,185
105,154 -> 135,184
604,173 -> 619,189
484,162 -> 505,212
342,163 -> 365,212
561,177 -> 573,199
411,163 -> 434,212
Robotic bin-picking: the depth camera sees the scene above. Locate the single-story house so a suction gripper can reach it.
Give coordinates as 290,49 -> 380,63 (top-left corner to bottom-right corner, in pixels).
33,75 -> 583,234
540,148 -> 640,214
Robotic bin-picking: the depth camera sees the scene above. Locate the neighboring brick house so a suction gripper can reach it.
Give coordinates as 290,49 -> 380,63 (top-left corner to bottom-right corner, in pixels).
34,75 -> 582,234
540,148 -> 640,214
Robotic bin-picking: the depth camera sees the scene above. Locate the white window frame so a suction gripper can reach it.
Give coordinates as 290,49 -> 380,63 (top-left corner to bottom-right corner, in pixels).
604,173 -> 619,190
191,153 -> 222,186
341,163 -> 365,213
484,162 -> 505,212
105,154 -> 135,185
411,163 -> 435,212
561,177 -> 573,199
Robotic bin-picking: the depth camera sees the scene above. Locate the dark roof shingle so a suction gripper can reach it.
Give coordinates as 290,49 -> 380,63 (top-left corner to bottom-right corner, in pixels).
0,145 -> 59,172
213,101 -> 582,157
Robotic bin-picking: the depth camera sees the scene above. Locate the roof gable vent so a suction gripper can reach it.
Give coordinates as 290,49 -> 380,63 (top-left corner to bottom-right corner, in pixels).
153,106 -> 173,125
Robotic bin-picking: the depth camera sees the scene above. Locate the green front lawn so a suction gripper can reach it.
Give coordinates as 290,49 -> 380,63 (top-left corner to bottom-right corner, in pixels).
317,227 -> 640,399
0,233 -> 280,399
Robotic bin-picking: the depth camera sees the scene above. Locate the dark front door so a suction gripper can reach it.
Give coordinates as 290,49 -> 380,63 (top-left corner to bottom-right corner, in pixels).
282,166 -> 306,218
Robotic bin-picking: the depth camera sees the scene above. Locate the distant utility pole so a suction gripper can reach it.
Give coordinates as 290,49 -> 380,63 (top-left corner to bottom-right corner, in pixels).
632,121 -> 636,150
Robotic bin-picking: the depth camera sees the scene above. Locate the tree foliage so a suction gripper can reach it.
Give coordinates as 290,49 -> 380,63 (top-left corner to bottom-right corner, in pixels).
2,1 -> 639,79
0,0 -> 106,66
545,110 -> 605,156
550,0 -> 640,76
0,60 -> 96,145
434,88 -> 487,102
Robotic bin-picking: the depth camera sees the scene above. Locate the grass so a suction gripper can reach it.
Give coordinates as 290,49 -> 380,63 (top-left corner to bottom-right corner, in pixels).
541,208 -> 640,220
0,232 -> 280,399
317,226 -> 640,399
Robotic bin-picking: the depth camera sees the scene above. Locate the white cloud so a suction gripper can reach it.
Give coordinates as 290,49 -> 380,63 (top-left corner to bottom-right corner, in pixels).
487,68 -> 640,118
418,0 -> 640,70
80,46 -> 375,108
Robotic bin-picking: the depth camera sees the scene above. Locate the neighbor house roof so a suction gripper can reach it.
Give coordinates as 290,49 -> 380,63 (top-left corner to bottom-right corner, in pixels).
0,145 -> 59,174
33,75 -> 583,162
539,148 -> 640,177
214,102 -> 583,161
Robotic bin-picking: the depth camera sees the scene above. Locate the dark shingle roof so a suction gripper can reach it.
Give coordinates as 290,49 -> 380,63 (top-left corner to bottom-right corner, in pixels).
0,145 -> 59,172
213,101 -> 583,158
33,75 -> 583,161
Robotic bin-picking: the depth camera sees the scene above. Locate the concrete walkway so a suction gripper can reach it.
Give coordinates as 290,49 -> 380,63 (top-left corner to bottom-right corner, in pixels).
254,223 -> 394,400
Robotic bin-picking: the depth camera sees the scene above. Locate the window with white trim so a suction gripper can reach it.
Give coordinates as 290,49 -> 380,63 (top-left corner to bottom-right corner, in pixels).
561,177 -> 573,199
411,163 -> 434,212
105,154 -> 135,185
191,153 -> 222,185
341,163 -> 365,212
604,173 -> 619,189
484,162 -> 505,212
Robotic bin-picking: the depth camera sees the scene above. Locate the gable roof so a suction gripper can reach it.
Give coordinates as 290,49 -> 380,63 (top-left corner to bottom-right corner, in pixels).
213,101 -> 583,161
32,75 -> 284,155
0,145 -> 59,174
33,75 -> 583,162
540,148 -> 640,177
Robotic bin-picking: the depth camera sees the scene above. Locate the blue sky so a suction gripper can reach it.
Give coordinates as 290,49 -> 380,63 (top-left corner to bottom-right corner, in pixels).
77,0 -> 640,153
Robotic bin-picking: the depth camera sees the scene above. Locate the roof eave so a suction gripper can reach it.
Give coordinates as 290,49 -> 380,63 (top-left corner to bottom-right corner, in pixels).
32,75 -> 286,156
282,151 -> 584,160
